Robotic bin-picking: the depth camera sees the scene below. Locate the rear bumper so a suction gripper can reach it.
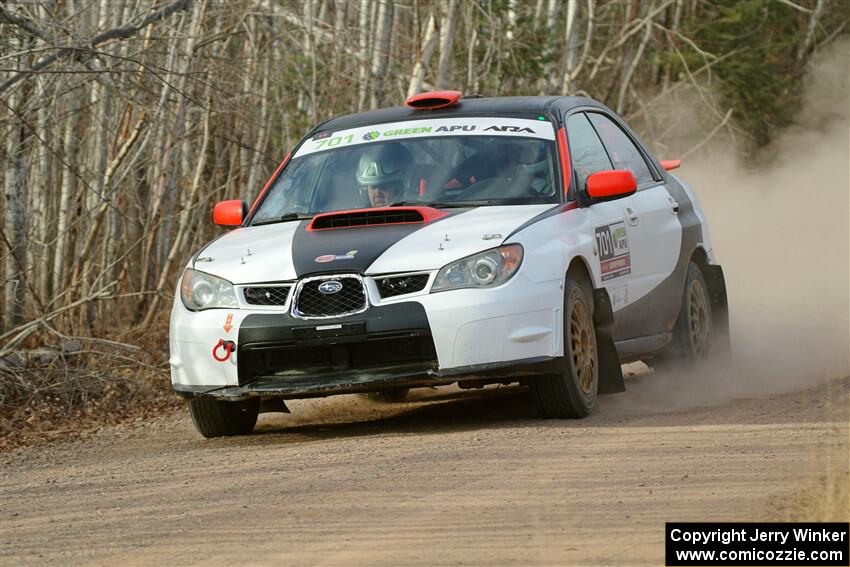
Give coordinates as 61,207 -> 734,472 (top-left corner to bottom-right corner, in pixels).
173,356 -> 561,400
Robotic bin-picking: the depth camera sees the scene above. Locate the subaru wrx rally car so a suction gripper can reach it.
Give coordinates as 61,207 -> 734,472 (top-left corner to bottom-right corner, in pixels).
170,91 -> 729,437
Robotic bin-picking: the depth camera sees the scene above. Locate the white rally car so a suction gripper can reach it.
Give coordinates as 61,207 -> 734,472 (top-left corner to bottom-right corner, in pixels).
170,91 -> 729,437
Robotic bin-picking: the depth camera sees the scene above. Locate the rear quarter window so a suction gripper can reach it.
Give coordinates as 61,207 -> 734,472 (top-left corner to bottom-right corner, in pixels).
587,113 -> 654,185
565,113 -> 613,193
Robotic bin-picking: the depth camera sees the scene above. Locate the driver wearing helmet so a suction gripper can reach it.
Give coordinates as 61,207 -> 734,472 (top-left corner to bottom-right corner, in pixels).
514,141 -> 551,195
356,145 -> 413,207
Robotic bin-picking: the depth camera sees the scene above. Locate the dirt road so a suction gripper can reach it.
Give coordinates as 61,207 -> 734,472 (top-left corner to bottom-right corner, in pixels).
2,370 -> 848,567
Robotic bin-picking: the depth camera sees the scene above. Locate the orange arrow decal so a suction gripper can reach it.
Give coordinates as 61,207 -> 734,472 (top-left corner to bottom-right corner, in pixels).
223,313 -> 233,333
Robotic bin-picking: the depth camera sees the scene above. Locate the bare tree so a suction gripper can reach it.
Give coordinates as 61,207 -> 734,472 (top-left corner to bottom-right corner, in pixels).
407,11 -> 438,96
436,0 -> 458,89
0,0 -> 841,344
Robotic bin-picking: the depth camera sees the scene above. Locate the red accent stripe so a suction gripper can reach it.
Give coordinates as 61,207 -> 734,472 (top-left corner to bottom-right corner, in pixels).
660,159 -> 681,171
557,127 -> 572,199
306,206 -> 449,231
249,152 -> 291,215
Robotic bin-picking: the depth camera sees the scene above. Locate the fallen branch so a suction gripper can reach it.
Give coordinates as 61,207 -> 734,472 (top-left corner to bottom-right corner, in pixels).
0,283 -> 118,357
41,324 -> 142,353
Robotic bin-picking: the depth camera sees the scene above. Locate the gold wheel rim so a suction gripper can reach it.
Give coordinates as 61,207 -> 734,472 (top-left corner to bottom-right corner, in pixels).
569,298 -> 596,394
688,279 -> 712,358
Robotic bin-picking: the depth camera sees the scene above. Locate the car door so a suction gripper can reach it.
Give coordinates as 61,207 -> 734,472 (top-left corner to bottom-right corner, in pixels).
564,113 -> 636,316
586,112 -> 682,338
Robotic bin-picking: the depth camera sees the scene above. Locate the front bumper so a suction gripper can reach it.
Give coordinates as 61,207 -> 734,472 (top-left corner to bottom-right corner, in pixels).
173,357 -> 561,400
169,273 -> 564,398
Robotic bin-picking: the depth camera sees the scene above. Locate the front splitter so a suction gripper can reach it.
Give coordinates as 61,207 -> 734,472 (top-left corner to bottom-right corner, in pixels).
173,357 -> 561,400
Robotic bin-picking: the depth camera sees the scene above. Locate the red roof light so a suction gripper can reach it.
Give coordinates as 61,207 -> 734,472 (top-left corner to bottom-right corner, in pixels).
405,90 -> 463,110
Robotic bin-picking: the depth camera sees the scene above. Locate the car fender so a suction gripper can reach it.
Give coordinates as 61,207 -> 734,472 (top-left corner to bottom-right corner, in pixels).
505,207 -> 602,288
673,175 -> 716,263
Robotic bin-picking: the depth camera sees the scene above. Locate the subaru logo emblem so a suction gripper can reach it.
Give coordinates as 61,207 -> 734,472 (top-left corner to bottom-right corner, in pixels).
318,280 -> 343,295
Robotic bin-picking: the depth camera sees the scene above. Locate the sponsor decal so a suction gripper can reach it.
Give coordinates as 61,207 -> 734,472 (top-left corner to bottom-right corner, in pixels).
484,125 -> 535,133
317,280 -> 343,295
382,126 -> 433,137
595,221 -> 631,281
294,118 -> 555,158
223,313 -> 233,333
435,125 -> 476,132
312,134 -> 354,150
315,250 -> 358,263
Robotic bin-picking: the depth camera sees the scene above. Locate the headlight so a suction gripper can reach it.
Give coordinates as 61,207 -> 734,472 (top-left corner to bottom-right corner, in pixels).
180,268 -> 238,310
431,244 -> 523,292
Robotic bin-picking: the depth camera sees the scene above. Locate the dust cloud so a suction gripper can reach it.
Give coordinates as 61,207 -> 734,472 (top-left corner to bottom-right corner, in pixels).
608,40 -> 850,414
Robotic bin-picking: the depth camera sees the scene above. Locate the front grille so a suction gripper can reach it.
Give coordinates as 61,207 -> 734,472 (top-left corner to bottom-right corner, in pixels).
243,285 -> 291,306
239,333 -> 438,383
310,209 -> 424,230
376,274 -> 430,298
293,275 -> 367,318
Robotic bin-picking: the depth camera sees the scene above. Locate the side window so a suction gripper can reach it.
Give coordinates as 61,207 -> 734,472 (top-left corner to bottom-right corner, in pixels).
565,113 -> 613,195
587,113 -> 654,185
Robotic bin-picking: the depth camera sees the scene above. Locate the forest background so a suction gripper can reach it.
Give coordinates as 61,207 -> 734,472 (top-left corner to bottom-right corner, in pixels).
1,0 -> 847,445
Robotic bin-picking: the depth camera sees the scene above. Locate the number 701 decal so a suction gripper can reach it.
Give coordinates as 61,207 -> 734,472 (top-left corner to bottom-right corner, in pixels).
313,134 -> 354,150
595,221 -> 631,281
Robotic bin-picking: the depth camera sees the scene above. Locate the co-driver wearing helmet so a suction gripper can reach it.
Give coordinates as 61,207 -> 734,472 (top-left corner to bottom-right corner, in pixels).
356,145 -> 413,207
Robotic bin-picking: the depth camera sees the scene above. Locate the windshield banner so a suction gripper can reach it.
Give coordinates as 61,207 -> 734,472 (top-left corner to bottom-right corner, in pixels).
294,117 -> 556,158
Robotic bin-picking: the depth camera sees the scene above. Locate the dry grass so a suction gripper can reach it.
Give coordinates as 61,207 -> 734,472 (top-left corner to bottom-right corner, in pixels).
0,328 -> 182,452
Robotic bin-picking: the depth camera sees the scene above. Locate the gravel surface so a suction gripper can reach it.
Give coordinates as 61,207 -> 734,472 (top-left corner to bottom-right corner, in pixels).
2,372 -> 848,566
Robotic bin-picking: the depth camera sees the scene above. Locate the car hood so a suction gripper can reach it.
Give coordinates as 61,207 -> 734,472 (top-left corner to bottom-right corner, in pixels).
193,205 -> 553,284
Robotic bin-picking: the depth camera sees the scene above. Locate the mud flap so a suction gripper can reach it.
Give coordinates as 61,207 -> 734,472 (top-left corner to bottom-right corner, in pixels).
592,288 -> 625,394
702,264 -> 731,356
259,398 -> 291,414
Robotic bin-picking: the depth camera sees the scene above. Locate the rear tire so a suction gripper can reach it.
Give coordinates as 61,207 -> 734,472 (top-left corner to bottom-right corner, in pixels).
187,397 -> 260,438
361,388 -> 410,403
530,278 -> 599,418
654,261 -> 713,370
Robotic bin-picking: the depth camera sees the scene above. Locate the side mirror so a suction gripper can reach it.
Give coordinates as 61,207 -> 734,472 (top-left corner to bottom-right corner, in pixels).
213,200 -> 247,227
586,170 -> 637,200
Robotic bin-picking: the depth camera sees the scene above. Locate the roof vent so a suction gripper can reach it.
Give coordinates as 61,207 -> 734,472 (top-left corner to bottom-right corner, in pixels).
405,90 -> 463,110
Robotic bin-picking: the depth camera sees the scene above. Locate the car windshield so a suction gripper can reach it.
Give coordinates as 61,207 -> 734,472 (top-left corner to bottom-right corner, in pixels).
251,117 -> 558,224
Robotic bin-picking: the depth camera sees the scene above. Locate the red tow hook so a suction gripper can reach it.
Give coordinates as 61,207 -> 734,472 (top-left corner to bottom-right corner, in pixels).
212,339 -> 236,362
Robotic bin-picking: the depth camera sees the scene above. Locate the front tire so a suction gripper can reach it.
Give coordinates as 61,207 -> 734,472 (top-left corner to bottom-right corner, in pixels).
530,278 -> 599,418
187,397 -> 260,438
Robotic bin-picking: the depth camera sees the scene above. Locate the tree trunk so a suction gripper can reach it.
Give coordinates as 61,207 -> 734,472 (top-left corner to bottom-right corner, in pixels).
560,0 -> 580,94
141,99 -> 212,328
407,12 -> 438,97
797,0 -> 825,66
370,0 -> 394,108
616,3 -> 653,115
357,0 -> 372,110
541,0 -> 561,94
561,0 -> 594,93
51,87 -> 82,300
3,88 -> 26,331
436,0 -> 459,89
